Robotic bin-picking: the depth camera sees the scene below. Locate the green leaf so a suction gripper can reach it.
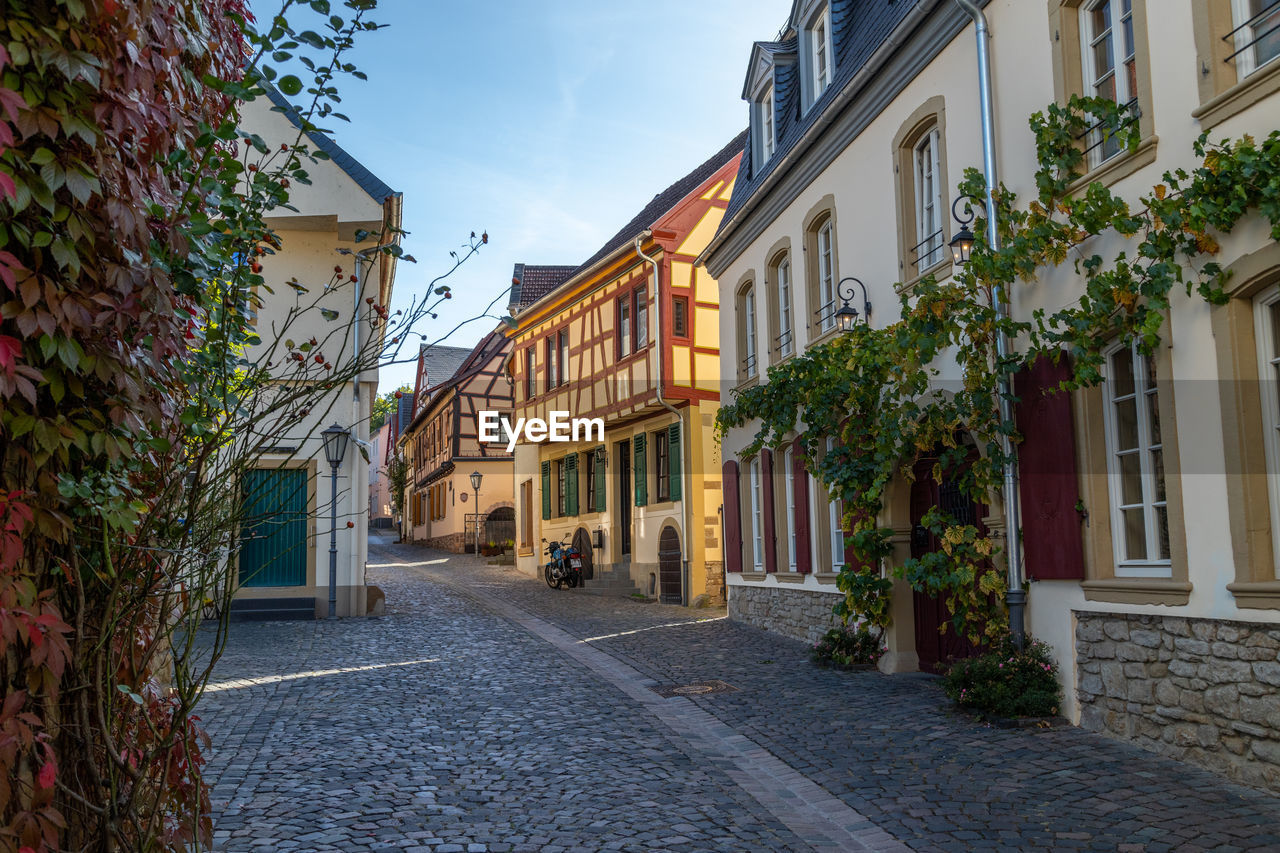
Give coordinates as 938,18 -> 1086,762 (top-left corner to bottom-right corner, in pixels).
278,75 -> 303,96
320,308 -> 339,321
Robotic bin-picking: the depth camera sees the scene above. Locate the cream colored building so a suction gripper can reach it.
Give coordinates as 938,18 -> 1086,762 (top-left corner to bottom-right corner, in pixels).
704,0 -> 1280,790
232,87 -> 400,618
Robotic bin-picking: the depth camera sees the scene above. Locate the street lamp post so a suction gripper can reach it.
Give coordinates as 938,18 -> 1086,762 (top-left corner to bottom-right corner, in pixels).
321,423 -> 350,619
470,470 -> 483,555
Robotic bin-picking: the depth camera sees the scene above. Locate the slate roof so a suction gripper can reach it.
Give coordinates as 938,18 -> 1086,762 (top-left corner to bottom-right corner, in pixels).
417,344 -> 474,394
262,84 -> 398,204
508,264 -> 577,313
722,0 -> 917,226
572,129 -> 748,277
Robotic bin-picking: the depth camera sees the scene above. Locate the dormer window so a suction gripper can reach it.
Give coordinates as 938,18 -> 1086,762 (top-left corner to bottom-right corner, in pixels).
811,7 -> 831,97
798,1 -> 833,110
754,82 -> 776,166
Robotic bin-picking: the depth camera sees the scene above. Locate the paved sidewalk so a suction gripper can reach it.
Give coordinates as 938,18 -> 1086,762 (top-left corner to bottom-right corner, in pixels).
198,536 -> 1280,851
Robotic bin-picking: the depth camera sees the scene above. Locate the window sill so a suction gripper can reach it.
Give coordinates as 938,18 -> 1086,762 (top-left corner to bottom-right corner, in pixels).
1227,580 -> 1280,610
518,547 -> 534,557
1081,577 -> 1191,606
805,325 -> 843,349
1194,58 -> 1280,131
736,571 -> 768,581
1066,134 -> 1159,193
895,257 -> 953,295
734,374 -> 761,393
775,572 -> 808,583
813,571 -> 841,584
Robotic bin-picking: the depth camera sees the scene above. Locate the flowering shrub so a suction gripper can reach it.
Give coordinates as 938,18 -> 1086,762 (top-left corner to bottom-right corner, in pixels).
942,636 -> 1062,718
811,625 -> 886,667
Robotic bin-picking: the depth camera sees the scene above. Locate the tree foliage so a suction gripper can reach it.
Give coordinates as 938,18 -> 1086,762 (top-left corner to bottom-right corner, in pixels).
718,95 -> 1280,651
0,1 -> 486,849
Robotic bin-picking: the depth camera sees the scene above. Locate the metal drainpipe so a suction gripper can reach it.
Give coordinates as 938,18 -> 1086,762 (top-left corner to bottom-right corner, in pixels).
635,232 -> 691,601
954,0 -> 1026,647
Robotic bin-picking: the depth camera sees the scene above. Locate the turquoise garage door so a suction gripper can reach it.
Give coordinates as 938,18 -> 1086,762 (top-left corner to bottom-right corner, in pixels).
239,468 -> 309,587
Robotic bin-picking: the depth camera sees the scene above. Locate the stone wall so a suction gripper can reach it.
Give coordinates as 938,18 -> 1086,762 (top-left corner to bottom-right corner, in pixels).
728,584 -> 843,645
423,532 -> 467,553
1075,611 -> 1280,792
703,561 -> 726,607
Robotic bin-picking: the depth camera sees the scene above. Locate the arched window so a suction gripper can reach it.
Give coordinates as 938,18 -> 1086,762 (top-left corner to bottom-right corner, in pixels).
736,281 -> 758,381
768,251 -> 794,361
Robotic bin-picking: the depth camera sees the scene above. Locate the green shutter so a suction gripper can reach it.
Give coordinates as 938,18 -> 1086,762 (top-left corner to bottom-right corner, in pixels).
565,453 -> 579,516
594,446 -> 607,513
668,423 -> 682,502
634,434 -> 648,507
541,461 -> 551,520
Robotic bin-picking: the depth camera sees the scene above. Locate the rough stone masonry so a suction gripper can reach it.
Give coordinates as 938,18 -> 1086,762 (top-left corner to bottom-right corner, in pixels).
1075,610 -> 1280,792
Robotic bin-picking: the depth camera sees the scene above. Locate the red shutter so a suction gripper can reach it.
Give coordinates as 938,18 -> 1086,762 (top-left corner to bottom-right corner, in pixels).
761,449 -> 777,573
723,460 -> 743,573
792,438 -> 811,574
1014,353 -> 1085,580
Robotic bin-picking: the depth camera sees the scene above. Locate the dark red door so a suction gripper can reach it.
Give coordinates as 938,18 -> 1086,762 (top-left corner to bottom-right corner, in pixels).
910,449 -> 985,673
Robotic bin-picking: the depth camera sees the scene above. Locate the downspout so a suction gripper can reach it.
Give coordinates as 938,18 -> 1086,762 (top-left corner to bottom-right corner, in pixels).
635,232 -> 691,601
954,0 -> 1026,648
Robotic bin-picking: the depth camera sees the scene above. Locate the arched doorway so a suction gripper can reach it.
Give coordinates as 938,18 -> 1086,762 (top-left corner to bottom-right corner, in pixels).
909,444 -> 986,673
658,526 -> 682,605
571,527 -> 594,580
484,506 -> 515,551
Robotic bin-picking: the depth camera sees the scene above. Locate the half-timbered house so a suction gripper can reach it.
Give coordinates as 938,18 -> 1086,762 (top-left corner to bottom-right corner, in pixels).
509,133 -> 745,604
400,330 -> 515,552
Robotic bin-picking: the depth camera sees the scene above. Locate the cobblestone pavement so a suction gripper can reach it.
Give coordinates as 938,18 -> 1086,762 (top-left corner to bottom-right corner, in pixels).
199,535 -> 1280,852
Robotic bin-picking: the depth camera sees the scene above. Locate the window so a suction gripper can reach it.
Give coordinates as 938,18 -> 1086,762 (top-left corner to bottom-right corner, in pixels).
913,129 -> 944,270
1102,340 -> 1170,575
672,296 -> 688,338
654,429 -> 670,502
1080,0 -> 1138,165
546,336 -> 558,388
770,253 -> 794,360
738,283 -> 758,380
635,287 -> 648,350
814,218 -> 836,333
811,8 -> 831,98
525,347 -> 536,400
757,84 -> 776,164
1230,0 -> 1280,79
556,458 -> 567,517
1258,290 -> 1280,573
618,293 -> 632,358
520,479 -> 533,550
557,330 -> 568,385
749,457 -> 764,570
586,450 -> 597,512
783,447 -> 797,571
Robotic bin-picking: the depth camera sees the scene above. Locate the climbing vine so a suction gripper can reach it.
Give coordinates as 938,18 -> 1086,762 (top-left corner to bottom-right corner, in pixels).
718,95 -> 1280,648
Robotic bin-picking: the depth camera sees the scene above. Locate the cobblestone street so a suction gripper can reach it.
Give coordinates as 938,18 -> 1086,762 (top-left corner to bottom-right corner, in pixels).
199,535 -> 1280,852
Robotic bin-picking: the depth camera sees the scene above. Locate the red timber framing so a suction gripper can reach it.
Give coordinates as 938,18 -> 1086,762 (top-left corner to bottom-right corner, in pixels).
508,151 -> 742,428
407,330 -> 514,488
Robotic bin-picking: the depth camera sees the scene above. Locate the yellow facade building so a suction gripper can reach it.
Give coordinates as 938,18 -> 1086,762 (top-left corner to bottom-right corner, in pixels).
509,134 -> 744,604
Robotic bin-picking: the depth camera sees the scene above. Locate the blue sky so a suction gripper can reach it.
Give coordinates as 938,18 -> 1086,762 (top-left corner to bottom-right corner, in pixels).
251,0 -> 783,393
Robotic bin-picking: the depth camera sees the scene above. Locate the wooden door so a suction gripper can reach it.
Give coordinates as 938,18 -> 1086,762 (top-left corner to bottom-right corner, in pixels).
658,526 -> 682,604
572,527 -> 594,580
239,468 -> 309,588
910,450 -> 983,673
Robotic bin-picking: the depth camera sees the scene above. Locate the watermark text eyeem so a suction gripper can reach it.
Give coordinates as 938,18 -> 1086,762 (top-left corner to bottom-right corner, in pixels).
478,411 -> 604,453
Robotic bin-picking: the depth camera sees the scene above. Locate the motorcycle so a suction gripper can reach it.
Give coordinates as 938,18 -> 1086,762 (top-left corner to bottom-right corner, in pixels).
542,538 -> 583,590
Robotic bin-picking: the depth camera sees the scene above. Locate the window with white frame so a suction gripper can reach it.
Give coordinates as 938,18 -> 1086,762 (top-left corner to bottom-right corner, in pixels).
1080,0 -> 1137,166
1256,288 -> 1280,576
816,219 -> 836,332
783,447 -> 797,571
749,457 -> 764,570
757,83 -> 776,164
810,6 -> 832,101
1102,340 -> 1170,575
740,284 -> 758,379
913,128 -> 943,271
1230,0 -> 1280,79
774,255 -> 794,359
826,437 -> 844,572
